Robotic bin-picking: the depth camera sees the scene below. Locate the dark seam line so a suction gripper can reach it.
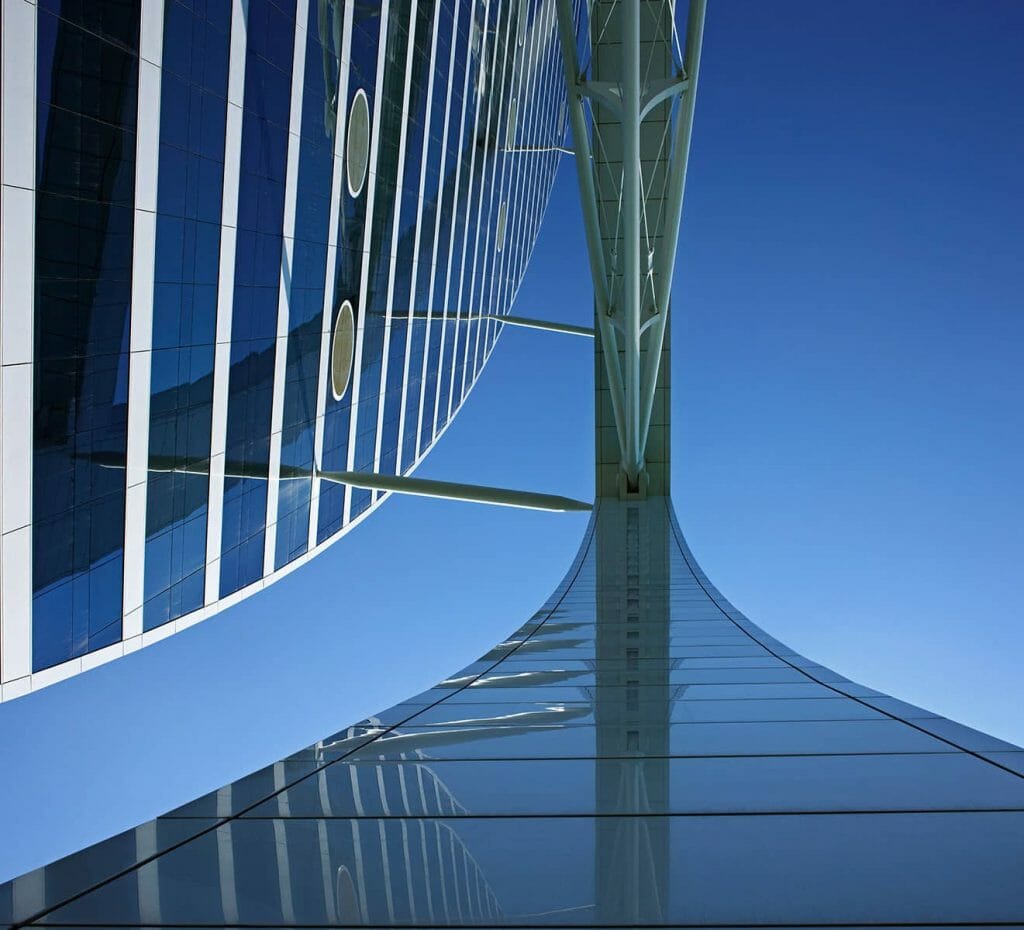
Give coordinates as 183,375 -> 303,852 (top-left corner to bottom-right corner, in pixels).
28,921 -> 1024,928
153,748 -> 965,781
11,509 -> 601,928
665,499 -> 1024,783
455,679 -> 844,687
358,716 -> 918,727
256,750 -> 965,764
229,807 -> 1024,820
363,723 -> 949,736
415,694 -> 870,703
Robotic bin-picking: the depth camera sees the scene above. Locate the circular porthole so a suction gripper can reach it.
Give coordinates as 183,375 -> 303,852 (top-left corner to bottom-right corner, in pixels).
506,97 -> 518,149
496,201 -> 507,253
346,89 -> 370,198
331,300 -> 355,400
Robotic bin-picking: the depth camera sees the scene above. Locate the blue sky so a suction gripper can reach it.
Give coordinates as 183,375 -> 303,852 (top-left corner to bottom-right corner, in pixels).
1,0 -> 1022,883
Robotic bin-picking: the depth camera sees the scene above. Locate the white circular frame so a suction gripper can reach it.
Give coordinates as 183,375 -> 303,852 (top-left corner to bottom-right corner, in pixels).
331,299 -> 356,401
346,89 -> 370,198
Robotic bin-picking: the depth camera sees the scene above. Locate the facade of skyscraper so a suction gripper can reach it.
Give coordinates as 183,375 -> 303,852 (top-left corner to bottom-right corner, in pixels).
3,0 -> 1023,925
0,0 -> 567,698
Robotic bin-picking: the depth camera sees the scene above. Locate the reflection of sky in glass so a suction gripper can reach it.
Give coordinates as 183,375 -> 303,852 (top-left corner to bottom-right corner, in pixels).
6,498 -> 1022,926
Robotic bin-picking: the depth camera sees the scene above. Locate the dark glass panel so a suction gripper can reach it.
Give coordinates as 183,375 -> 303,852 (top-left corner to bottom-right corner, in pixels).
32,2 -> 141,669
143,0 -> 230,629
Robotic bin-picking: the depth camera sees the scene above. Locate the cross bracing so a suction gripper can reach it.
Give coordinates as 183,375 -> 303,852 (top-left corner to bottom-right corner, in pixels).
557,0 -> 706,494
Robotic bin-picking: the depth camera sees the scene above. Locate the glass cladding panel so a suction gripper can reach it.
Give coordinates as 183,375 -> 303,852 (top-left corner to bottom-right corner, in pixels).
273,3 -> 341,569
400,1 -> 452,471
32,2 -> 140,670
431,6 -> 475,439
318,719 -> 951,762
10,497 -> 1024,923
451,1 -> 497,407
401,696 -> 887,725
219,0 -> 295,596
143,0 -> 231,630
379,0 -> 437,478
242,752 -> 1024,819
419,1 -> 470,456
0,817 -> 221,929
316,4 -> 382,543
349,0 -> 412,518
31,814 -> 1024,926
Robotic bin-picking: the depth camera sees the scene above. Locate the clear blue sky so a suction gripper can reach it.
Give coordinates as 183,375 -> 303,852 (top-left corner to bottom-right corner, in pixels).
2,0 -> 1021,883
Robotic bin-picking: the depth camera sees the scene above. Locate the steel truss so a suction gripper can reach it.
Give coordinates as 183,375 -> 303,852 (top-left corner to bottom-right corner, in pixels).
556,0 -> 706,491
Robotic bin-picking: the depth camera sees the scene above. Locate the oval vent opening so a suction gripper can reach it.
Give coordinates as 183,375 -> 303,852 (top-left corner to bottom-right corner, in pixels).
331,299 -> 355,400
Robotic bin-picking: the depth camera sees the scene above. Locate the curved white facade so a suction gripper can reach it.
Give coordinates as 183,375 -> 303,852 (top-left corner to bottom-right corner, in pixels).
0,0 -> 569,700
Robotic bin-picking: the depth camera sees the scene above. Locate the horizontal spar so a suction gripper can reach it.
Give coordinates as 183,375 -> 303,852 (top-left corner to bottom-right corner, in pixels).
484,314 -> 594,337
85,454 -> 591,512
317,470 -> 592,513
382,311 -> 594,337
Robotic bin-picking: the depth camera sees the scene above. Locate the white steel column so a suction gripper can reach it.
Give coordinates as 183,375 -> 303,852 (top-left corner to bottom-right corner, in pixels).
265,0 -> 309,573
621,0 -> 642,480
309,0 -> 355,549
122,0 -> 165,640
343,0 -> 391,523
446,1 -> 491,423
0,0 -> 38,694
205,0 -> 249,605
395,0 -> 442,474
430,2 -> 474,442
371,0 -> 419,478
415,0 -> 462,460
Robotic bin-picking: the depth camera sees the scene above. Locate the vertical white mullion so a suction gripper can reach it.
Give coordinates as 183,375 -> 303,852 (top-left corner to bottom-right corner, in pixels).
518,12 -> 556,294
530,10 -> 561,277
507,0 -> 548,313
122,0 -> 165,641
471,1 -> 515,384
264,0 -> 309,574
519,4 -> 557,295
309,1 -> 355,551
525,15 -> 560,277
491,1 -> 540,354
395,0 -> 442,475
371,0 -> 420,477
415,0 -> 461,459
0,0 -> 37,691
445,2 -> 491,423
205,0 -> 248,606
459,0 -> 505,403
431,4 -> 475,441
489,2 -> 534,358
342,0 -> 392,523
502,0 -> 543,323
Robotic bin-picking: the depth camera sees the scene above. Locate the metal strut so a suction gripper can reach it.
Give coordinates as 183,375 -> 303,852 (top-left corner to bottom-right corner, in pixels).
555,0 -> 707,493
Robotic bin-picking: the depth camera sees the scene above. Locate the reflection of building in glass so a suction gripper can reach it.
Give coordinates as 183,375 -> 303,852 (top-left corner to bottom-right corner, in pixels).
0,0 -> 567,699
3,0 -> 1023,926
4,498 -> 1024,925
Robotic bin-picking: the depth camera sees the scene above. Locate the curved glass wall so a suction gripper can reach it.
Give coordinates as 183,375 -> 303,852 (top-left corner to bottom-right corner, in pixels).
3,498 -> 1023,926
0,0 -> 569,697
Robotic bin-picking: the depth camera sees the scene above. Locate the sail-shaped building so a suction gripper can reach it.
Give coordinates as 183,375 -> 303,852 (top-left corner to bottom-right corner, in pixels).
0,0 -> 565,697
2,0 -> 1022,926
